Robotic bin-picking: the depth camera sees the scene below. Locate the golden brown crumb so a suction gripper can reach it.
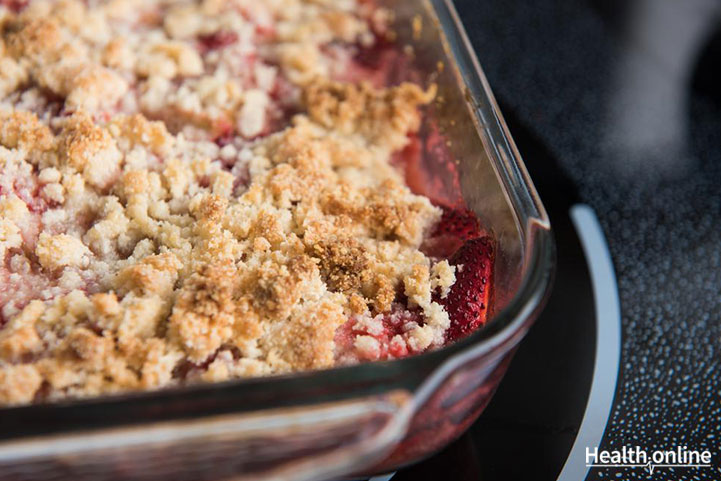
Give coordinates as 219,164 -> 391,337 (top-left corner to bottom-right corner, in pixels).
0,110 -> 53,153
58,112 -> 122,189
369,274 -> 396,314
0,364 -> 43,405
169,261 -> 257,362
310,238 -> 369,293
305,79 -> 436,151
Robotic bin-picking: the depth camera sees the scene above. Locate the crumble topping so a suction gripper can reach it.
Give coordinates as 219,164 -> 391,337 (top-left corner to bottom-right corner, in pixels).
0,0 -> 458,405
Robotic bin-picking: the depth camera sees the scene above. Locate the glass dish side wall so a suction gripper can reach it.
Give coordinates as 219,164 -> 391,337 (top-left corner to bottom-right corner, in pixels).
362,0 -> 554,471
0,1 -> 554,480
386,0 -> 529,314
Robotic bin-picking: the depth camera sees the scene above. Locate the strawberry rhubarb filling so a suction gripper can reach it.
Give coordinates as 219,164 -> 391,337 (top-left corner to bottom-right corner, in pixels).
0,0 -> 493,405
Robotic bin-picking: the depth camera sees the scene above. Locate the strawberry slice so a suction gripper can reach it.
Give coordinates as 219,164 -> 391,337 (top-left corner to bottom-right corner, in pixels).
433,205 -> 481,241
422,205 -> 482,258
436,236 -> 494,342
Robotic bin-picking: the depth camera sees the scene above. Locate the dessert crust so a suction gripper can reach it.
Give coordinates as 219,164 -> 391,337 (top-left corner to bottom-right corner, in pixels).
0,0 -> 456,405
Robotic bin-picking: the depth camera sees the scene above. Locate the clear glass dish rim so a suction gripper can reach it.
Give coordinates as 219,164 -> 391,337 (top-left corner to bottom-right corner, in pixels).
0,0 -> 555,440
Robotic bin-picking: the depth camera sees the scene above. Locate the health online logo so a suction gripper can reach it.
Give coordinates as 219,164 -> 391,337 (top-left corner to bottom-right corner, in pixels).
586,446 -> 713,475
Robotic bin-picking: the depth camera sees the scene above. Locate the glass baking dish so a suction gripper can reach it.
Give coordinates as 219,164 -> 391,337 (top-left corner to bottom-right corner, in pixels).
0,1 -> 554,479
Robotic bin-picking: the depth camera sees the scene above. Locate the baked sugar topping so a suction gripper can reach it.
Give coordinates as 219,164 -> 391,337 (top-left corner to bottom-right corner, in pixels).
0,0 -> 470,405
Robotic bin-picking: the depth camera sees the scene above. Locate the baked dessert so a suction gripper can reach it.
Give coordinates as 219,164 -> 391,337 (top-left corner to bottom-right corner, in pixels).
0,0 -> 493,405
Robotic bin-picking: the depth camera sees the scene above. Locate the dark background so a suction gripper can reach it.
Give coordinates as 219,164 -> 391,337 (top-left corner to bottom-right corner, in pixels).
396,0 -> 721,479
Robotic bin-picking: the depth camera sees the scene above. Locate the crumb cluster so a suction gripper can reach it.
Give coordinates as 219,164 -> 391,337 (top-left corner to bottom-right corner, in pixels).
0,0 -> 456,405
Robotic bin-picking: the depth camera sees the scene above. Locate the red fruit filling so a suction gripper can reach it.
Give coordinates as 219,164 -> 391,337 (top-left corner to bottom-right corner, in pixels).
0,0 -> 28,13
436,236 -> 494,342
421,205 -> 483,259
197,31 -> 239,53
335,307 -> 424,363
